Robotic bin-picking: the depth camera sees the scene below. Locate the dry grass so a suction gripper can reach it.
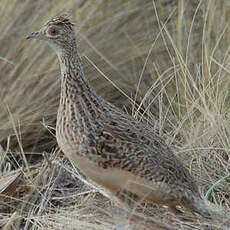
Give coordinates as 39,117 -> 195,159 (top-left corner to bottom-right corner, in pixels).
0,0 -> 230,229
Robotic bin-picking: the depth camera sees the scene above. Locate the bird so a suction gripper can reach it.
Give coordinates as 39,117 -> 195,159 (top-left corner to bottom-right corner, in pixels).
26,15 -> 210,217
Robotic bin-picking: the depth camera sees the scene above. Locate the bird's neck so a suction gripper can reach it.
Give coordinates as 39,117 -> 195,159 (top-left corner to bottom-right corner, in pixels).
58,46 -> 94,98
57,45 -> 105,130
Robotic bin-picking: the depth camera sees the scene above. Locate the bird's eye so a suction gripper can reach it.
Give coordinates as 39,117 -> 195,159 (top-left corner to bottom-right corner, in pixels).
49,28 -> 59,36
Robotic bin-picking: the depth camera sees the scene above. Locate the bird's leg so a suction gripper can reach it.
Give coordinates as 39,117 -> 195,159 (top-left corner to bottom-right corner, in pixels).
168,205 -> 197,222
169,206 -> 183,215
114,189 -> 140,210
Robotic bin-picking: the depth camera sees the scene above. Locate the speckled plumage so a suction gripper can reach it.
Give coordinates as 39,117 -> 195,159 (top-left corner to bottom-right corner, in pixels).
27,15 -> 209,217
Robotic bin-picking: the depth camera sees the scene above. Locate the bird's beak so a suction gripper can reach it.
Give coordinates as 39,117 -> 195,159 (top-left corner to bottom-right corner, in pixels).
26,31 -> 40,39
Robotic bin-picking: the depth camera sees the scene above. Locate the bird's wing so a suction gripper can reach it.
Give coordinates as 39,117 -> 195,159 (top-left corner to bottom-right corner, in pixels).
88,112 -> 197,192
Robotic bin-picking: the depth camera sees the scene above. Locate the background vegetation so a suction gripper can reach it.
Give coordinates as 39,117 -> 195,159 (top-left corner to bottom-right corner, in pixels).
0,0 -> 230,229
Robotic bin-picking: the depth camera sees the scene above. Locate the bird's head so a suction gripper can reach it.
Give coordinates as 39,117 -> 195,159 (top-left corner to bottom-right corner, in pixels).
26,15 -> 76,54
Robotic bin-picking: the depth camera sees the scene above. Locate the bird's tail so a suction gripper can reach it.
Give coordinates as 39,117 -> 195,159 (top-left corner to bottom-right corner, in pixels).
182,192 -> 210,218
